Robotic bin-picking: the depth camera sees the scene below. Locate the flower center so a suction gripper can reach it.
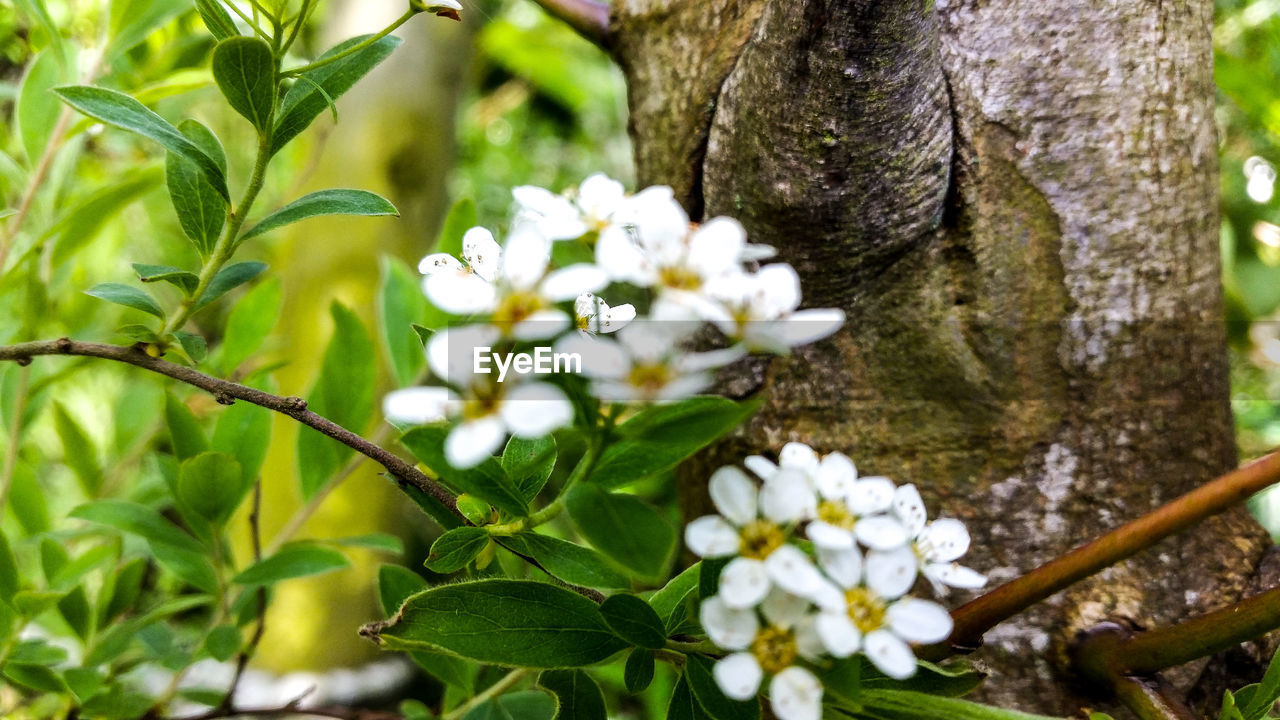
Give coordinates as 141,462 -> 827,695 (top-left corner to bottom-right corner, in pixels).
657,265 -> 703,291
627,362 -> 672,394
738,519 -> 785,561
816,499 -> 856,530
750,626 -> 799,675
576,313 -> 592,331
844,587 -> 887,634
492,291 -> 546,331
462,382 -> 502,420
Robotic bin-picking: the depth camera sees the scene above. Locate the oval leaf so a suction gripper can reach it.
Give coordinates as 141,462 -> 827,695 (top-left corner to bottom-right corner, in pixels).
241,189 -> 398,242
233,545 -> 350,586
85,283 -> 164,319
425,527 -> 489,573
166,120 -> 228,256
212,37 -> 276,133
497,533 -> 629,590
600,594 -> 667,650
624,649 -> 655,694
564,484 -> 675,582
177,451 -> 244,528
400,425 -> 529,517
193,261 -> 267,311
539,670 -> 606,720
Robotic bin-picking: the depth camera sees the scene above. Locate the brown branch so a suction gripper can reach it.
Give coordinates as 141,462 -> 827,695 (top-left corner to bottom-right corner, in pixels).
0,339 -> 462,520
528,0 -> 610,47
925,449 -> 1280,658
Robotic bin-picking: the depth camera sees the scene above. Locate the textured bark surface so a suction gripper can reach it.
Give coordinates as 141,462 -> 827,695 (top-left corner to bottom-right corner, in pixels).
610,0 -> 1271,714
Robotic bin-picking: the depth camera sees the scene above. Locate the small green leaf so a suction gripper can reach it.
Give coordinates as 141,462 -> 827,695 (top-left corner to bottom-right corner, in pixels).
411,651 -> 476,693
212,398 -> 272,487
241,189 -> 398,242
564,484 -> 676,582
401,425 -> 529,517
378,564 -> 428,616
648,562 -> 700,632
9,638 -> 68,666
100,557 -> 147,626
624,649 -> 655,693
0,530 -> 19,602
17,49 -> 65,165
221,277 -> 281,373
166,120 -> 228,257
212,37 -> 277,133
49,169 -> 163,268
685,655 -> 760,720
385,474 -> 465,531
539,670 -> 606,720
234,546 -> 351,586
55,85 -> 228,198
600,594 -> 667,650
193,261 -> 267,311
668,675 -> 712,720
272,35 -> 403,155
363,579 -> 627,667
116,324 -> 161,344
132,263 -> 200,294
859,689 -> 1063,720
588,397 -> 759,489
53,402 -> 101,494
425,527 -> 490,573
165,393 -> 209,461
502,435 -> 557,502
3,664 -> 65,694
86,283 -> 165,319
174,330 -> 208,364
496,533 -> 629,590
437,198 -> 476,258
326,533 -> 404,555
205,625 -> 241,662
177,452 -> 244,528
70,500 -> 203,554
195,0 -> 238,40
378,256 -> 429,387
462,690 -> 557,720
457,494 -> 494,525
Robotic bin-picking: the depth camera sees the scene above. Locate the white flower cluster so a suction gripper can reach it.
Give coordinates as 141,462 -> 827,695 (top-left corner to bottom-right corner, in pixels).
383,174 -> 845,468
685,442 -> 986,720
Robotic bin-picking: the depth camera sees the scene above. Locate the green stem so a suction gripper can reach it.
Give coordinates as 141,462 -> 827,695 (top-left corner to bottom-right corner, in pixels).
279,10 -> 414,77
441,668 -> 529,720
487,434 -> 604,536
0,365 -> 31,516
220,0 -> 274,43
279,0 -> 313,55
666,639 -> 720,655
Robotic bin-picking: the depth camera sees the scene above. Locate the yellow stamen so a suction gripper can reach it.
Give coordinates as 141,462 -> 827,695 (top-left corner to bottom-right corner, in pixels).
817,500 -> 856,530
751,626 -> 799,675
739,519 -> 785,561
657,265 -> 702,291
844,587 -> 887,634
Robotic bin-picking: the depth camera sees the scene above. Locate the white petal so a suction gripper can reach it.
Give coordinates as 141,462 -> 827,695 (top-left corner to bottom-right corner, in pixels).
512,185 -> 570,218
714,653 -> 763,701
424,272 -> 497,316
719,557 -> 771,609
741,243 -> 777,261
865,546 -> 919,599
893,484 -> 928,537
498,383 -> 573,437
854,515 -> 910,551
753,264 -> 802,318
687,217 -> 746,278
654,373 -> 714,403
864,629 -> 918,679
763,308 -> 845,347
462,227 -> 502,282
428,324 -> 501,382
445,417 -> 505,468
808,577 -> 847,612
577,174 -> 626,218
511,309 -> 571,341
924,563 -> 988,592
709,466 -> 758,526
778,442 -> 820,478
793,616 -> 826,661
806,520 -> 855,550
816,452 -> 857,500
501,227 -> 550,290
744,455 -> 779,481
764,545 -> 824,598
595,226 -> 653,285
760,587 -> 810,629
684,516 -> 741,558
575,292 -> 600,323
621,186 -> 689,257
382,386 -> 455,425
598,303 -> 635,333
886,598 -> 953,644
816,545 -> 863,590
848,476 -> 897,515
759,470 -> 817,524
700,595 -> 759,651
769,667 -> 824,720
418,252 -> 463,276
815,611 -> 861,657
540,263 -> 608,301
554,333 -> 628,380
921,518 -> 971,563
675,345 -> 747,373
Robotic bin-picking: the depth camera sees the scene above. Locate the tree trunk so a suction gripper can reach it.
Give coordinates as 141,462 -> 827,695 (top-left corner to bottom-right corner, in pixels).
608,0 -> 1271,713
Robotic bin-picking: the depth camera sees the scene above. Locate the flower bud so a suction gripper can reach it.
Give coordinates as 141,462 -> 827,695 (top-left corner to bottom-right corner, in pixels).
409,0 -> 462,21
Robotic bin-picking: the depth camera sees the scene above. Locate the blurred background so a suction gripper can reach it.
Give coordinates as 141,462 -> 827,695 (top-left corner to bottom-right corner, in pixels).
2,0 -> 1280,715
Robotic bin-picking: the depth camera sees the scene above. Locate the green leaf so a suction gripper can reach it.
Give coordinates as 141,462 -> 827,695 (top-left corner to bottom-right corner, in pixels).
378,564 -> 429,616
166,120 -> 228,257
297,303 -> 376,497
564,484 -> 675,582
9,638 -> 68,666
195,0 -> 238,40
425,527 -> 490,573
378,256 -> 429,387
193,261 -> 267,311
869,659 -> 985,698
401,425 -> 529,517
100,557 -> 146,625
13,0 -> 64,65
48,169 -> 163,269
3,664 -> 65,694
85,283 -> 165,319
212,37 -> 276,133
165,393 -> 209,461
502,435 -> 557,502
386,474 -> 465,530
272,35 -> 403,155
685,655 -> 760,720
648,562 -> 700,632
363,579 -> 628,667
133,263 -> 199,294
106,0 -> 187,63
325,533 -> 404,555
234,545 -> 351,586
588,397 -> 759,489
859,689 -> 1064,720
221,277 -> 281,373
55,86 -> 228,198
241,189 -> 399,242
437,198 -> 476,258
624,648 -> 655,693
496,533 -> 629,590
1242,645 -> 1280,720
174,331 -> 209,364
211,399 -> 272,487
53,402 -> 100,494
539,670 -> 606,720
0,531 -> 19,603
205,625 -> 241,662
668,675 -> 712,720
462,690 -> 557,720
70,500 -> 217,592
411,650 -> 476,693
177,452 -> 244,528
17,49 -> 65,165
39,541 -> 95,641
600,594 -> 667,650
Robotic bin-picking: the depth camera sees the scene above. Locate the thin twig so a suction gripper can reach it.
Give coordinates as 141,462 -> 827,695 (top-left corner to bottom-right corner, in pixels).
0,107 -> 73,271
528,0 -> 610,47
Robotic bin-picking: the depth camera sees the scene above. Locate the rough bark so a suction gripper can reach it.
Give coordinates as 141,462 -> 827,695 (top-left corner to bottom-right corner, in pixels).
610,0 -> 1271,714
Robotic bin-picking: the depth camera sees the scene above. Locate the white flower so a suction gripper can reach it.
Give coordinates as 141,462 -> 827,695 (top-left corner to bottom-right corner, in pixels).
420,226 -> 607,338
702,589 -> 825,720
554,323 -> 742,404
810,546 -> 953,679
744,441 -> 820,485
573,292 -> 635,335
513,173 -> 628,241
684,467 -> 822,608
705,263 -> 845,353
805,453 -> 909,552
894,485 -> 987,594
